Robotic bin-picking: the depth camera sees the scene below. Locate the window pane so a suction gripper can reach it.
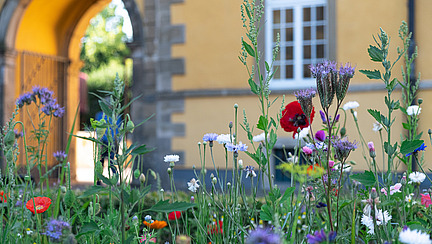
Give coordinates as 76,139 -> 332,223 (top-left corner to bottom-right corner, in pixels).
273,10 -> 280,24
303,7 -> 311,21
304,64 -> 312,78
317,44 -> 325,58
316,6 -> 325,20
273,29 -> 280,42
317,25 -> 325,40
285,65 -> 293,79
274,66 -> 281,79
285,9 -> 293,23
303,45 -> 311,59
286,46 -> 293,60
285,28 -> 293,42
303,26 -> 311,40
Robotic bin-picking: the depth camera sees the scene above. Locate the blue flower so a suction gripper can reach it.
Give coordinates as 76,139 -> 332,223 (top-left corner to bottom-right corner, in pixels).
53,151 -> 67,161
44,219 -> 70,242
406,143 -> 427,157
16,92 -> 33,108
307,229 -> 336,243
203,133 -> 218,142
246,228 -> 280,244
225,142 -> 248,153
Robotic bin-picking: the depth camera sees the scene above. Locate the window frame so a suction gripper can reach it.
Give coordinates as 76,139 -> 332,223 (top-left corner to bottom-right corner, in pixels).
265,0 -> 328,90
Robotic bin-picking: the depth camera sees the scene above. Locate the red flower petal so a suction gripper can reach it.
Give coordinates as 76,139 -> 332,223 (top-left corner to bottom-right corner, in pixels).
26,197 -> 52,214
168,211 -> 182,220
280,101 -> 315,138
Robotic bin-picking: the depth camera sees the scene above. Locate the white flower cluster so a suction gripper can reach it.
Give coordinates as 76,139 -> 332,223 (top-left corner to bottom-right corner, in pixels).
361,209 -> 392,234
399,227 -> 432,244
409,171 -> 426,184
164,154 -> 180,163
406,105 -> 421,116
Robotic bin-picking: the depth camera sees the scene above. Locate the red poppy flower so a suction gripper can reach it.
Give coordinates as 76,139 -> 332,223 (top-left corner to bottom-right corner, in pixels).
26,197 -> 52,214
168,211 -> 182,220
207,220 -> 223,235
0,191 -> 8,202
280,101 -> 315,138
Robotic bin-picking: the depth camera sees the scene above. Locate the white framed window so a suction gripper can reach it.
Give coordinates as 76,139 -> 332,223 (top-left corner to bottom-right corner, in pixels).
266,0 -> 328,89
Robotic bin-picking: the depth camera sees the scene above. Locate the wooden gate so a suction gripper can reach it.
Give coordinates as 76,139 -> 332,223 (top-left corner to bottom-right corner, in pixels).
16,51 -> 68,179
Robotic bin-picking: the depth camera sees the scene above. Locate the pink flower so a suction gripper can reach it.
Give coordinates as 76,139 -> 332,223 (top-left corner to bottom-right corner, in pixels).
367,141 -> 375,152
421,194 -> 432,208
381,188 -> 387,196
140,237 -> 156,243
390,183 -> 402,195
328,160 -> 335,168
302,146 -> 313,155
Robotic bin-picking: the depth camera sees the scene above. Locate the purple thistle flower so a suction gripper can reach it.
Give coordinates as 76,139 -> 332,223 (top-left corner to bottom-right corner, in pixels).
246,228 -> 280,244
319,110 -> 326,123
44,219 -> 71,242
315,130 -> 326,142
294,88 -> 316,119
332,137 -> 357,160
306,229 -> 337,243
16,92 -> 33,108
53,151 -> 67,162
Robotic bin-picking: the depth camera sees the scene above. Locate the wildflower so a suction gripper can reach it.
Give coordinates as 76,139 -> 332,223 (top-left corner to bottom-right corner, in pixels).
53,151 -> 67,162
381,183 -> 402,196
207,220 -> 223,235
44,219 -> 70,242
26,228 -> 33,235
421,194 -> 432,208
143,220 -> 167,229
295,127 -> 310,140
332,137 -> 357,160
406,143 -> 427,157
140,236 -> 157,243
361,209 -> 392,234
164,154 -> 179,163
336,63 -> 355,101
307,164 -> 323,176
246,228 -> 281,244
14,129 -> 24,138
281,101 -> 315,138
342,101 -> 359,111
294,88 -> 316,119
0,191 -> 8,202
310,61 -> 337,109
225,142 -> 248,153
216,134 -> 232,144
302,146 -> 313,155
244,166 -> 257,178
328,160 -> 335,168
144,215 -> 152,222
139,173 -> 146,184
373,121 -> 383,132
16,92 -> 34,108
203,133 -> 218,142
315,130 -> 326,142
399,226 -> 432,244
319,110 -> 326,123
306,229 -> 337,243
334,114 -> 340,122
187,178 -> 200,192
168,211 -> 182,221
406,105 -> 421,116
405,193 -> 414,203
409,171 -> 426,184
287,152 -> 298,164
315,202 -> 327,208
253,133 -> 267,143
26,197 -> 52,214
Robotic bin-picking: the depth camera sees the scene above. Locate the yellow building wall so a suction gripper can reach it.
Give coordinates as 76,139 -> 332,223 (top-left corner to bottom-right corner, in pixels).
415,1 -> 432,80
170,0 -> 249,90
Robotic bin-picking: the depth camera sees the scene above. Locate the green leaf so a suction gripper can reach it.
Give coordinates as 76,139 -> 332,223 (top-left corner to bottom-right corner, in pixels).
279,187 -> 295,204
131,144 -> 155,156
259,204 -> 273,221
79,186 -> 107,198
248,78 -> 259,94
257,116 -> 268,131
338,199 -> 353,212
97,173 -> 114,186
98,100 -> 112,117
265,61 -> 270,72
400,139 -> 424,155
367,109 -> 382,123
402,123 -> 410,130
350,171 -> 376,187
146,200 -> 195,213
77,220 -> 99,237
368,45 -> 383,62
359,69 -> 381,80
242,40 -> 255,57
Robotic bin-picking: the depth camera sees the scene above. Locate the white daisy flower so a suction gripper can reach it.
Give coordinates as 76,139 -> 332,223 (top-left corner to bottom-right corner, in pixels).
405,193 -> 414,203
164,154 -> 179,163
187,178 -> 200,192
407,105 -> 421,116
399,227 -> 432,244
343,101 -> 360,111
373,121 -> 383,132
409,171 -> 426,184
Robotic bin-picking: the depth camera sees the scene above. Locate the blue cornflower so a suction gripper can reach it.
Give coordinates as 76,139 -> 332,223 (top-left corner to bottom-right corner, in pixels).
406,143 -> 427,157
203,133 -> 218,142
246,228 -> 280,244
53,151 -> 67,162
306,229 -> 336,243
44,219 -> 70,242
244,166 -> 257,178
226,142 -> 248,153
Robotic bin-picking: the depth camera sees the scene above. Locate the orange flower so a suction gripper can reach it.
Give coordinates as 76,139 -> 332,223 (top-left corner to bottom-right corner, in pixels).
307,164 -> 322,175
143,220 -> 167,229
26,197 -> 52,214
0,191 -> 8,202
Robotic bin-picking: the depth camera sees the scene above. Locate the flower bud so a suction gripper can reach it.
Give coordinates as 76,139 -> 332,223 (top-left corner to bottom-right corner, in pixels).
367,141 -> 376,158
134,169 -> 140,179
429,129 -> 432,135
334,114 -> 340,122
401,173 -> 407,185
167,168 -> 172,175
229,122 -> 233,128
418,98 -> 423,104
212,177 -> 217,185
139,173 -> 146,184
370,187 -> 378,199
238,159 -> 243,169
227,182 -> 231,187
340,127 -> 346,137
234,104 -> 238,109
190,196 -> 195,203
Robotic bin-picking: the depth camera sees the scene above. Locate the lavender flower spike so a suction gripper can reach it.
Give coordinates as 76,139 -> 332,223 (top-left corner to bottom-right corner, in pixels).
310,61 -> 337,110
336,63 -> 355,102
294,88 -> 316,119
